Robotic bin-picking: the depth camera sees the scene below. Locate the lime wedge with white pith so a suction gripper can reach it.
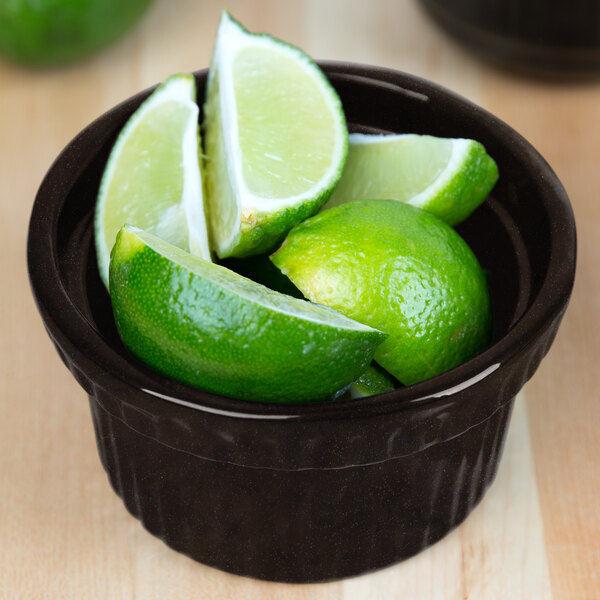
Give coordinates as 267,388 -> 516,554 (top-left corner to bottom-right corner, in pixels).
95,73 -> 210,287
203,11 -> 348,258
322,133 -> 498,226
109,226 -> 386,403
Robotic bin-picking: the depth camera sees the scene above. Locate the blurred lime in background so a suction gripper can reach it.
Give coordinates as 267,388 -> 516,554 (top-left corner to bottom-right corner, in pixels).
0,0 -> 153,66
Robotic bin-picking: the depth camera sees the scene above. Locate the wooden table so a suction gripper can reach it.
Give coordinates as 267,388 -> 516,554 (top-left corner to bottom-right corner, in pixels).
1,1 -> 598,597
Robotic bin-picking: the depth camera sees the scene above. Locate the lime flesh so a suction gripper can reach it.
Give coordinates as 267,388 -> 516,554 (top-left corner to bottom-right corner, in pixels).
95,73 -> 210,287
323,133 -> 498,226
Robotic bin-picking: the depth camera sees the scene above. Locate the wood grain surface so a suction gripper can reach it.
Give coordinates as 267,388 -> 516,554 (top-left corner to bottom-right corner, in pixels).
1,1 -> 598,598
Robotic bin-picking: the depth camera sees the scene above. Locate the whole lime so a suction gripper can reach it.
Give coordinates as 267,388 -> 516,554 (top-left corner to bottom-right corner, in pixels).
0,0 -> 153,66
271,199 -> 493,386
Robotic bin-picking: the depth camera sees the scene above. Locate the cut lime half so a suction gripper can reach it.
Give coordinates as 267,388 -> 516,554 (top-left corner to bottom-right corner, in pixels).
203,12 -> 348,258
95,73 -> 210,287
323,133 -> 498,226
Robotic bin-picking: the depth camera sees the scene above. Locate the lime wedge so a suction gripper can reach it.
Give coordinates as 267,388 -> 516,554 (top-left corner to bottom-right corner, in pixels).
323,133 -> 498,226
95,73 -> 210,287
203,12 -> 348,258
109,225 -> 386,403
349,363 -> 397,399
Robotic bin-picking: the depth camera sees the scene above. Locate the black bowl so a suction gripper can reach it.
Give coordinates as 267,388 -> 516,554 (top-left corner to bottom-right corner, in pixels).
27,63 -> 576,583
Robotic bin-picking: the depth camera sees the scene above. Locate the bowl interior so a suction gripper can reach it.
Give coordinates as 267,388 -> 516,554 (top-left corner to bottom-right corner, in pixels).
48,65 -> 563,410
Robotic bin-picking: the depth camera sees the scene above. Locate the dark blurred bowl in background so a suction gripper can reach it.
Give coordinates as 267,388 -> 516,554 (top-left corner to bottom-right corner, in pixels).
420,0 -> 600,77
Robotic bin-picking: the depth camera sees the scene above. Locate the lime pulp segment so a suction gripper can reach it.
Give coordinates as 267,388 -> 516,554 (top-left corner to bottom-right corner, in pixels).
95,74 -> 210,287
234,47 -> 340,199
323,133 -> 498,226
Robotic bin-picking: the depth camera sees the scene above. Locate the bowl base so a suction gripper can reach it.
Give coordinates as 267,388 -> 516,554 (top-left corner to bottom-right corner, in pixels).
90,390 -> 514,583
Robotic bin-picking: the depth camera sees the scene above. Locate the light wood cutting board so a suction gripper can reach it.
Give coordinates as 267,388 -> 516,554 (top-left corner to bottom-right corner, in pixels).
1,1 -> 597,597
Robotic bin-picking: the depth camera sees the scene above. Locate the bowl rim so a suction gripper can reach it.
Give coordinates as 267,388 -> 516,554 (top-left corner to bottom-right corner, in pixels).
27,61 -> 576,421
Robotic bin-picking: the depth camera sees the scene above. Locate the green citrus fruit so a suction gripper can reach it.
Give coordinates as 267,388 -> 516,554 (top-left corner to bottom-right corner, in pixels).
109,225 -> 386,403
203,11 -> 348,258
0,0 -> 152,66
95,73 -> 210,287
348,363 -> 396,399
323,133 -> 498,226
271,200 -> 492,386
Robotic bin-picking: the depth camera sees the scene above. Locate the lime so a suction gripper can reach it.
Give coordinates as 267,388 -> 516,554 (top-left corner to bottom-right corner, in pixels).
271,200 -> 492,386
95,73 -> 210,287
348,363 -> 396,399
323,133 -> 498,226
109,225 -> 386,403
0,0 -> 152,66
203,11 -> 348,258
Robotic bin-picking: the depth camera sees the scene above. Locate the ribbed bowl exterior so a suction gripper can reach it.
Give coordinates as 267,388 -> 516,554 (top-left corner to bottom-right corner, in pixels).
89,390 -> 513,583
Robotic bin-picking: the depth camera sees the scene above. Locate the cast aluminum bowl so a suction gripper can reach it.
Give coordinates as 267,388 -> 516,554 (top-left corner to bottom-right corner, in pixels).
27,63 -> 576,583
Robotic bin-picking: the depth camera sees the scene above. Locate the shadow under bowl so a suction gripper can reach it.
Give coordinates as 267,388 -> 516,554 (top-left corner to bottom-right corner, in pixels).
27,63 -> 576,583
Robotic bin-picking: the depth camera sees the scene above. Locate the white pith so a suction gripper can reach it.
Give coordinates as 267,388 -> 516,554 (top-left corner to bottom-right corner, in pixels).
211,14 -> 346,253
182,113 -> 211,261
347,133 -> 472,209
